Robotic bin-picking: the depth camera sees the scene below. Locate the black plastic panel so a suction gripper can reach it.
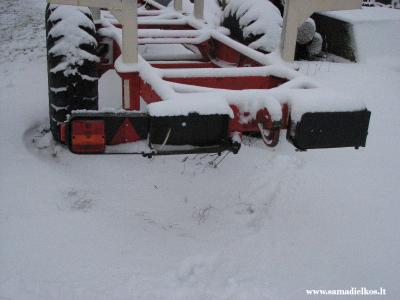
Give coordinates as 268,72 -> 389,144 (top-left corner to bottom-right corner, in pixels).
288,110 -> 371,150
150,113 -> 230,146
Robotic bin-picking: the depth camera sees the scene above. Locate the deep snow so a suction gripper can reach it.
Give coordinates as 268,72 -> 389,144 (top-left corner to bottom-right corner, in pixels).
1,1 -> 400,300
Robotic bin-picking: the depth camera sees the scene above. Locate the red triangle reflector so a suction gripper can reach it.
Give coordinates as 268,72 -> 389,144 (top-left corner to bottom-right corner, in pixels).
110,118 -> 141,145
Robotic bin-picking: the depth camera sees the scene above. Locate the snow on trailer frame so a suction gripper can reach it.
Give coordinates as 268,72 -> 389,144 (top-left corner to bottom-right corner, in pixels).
46,0 -> 371,156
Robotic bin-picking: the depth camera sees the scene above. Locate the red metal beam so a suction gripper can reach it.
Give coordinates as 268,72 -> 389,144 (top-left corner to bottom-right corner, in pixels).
151,62 -> 216,69
164,76 -> 286,90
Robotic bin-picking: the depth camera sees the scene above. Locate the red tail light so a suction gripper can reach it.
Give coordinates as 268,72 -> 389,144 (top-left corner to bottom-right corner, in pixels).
60,123 -> 67,144
71,120 -> 105,154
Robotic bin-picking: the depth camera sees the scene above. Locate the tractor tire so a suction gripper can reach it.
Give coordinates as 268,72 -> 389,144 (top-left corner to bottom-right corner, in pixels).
222,14 -> 264,51
222,0 -> 323,60
46,4 -> 99,141
269,0 -> 285,15
222,0 -> 282,53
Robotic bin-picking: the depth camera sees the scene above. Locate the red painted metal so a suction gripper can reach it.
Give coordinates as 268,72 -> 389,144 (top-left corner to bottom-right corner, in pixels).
256,108 -> 281,147
229,105 -> 286,138
151,62 -> 217,69
164,75 -> 286,90
212,39 -> 262,67
139,78 -> 162,104
229,105 -> 254,133
281,103 -> 289,129
213,41 -> 241,64
139,24 -> 194,30
227,106 -> 281,147
229,105 -> 267,133
256,108 -> 275,129
112,23 -> 194,30
196,41 -> 212,61
92,13 -> 291,149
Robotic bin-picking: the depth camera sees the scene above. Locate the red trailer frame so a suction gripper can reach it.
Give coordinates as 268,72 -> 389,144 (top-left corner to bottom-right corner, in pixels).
54,0 -> 370,155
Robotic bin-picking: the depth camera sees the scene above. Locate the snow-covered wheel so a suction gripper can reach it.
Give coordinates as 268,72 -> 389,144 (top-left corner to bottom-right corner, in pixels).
270,0 -> 285,14
46,4 -> 99,141
256,109 -> 281,148
222,0 -> 283,53
257,123 -> 280,147
222,0 -> 323,59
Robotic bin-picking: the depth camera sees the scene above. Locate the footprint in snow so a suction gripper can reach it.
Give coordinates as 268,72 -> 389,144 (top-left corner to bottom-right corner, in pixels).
58,189 -> 96,213
176,255 -> 216,284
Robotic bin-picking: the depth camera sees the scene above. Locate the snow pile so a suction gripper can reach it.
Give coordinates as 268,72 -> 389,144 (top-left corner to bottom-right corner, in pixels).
203,0 -> 224,27
167,0 -> 223,27
286,89 -> 366,121
223,90 -> 283,122
48,5 -> 99,75
325,6 -> 400,23
350,8 -> 400,67
223,0 -> 283,52
148,93 -> 233,117
159,65 -> 297,79
167,0 -> 195,14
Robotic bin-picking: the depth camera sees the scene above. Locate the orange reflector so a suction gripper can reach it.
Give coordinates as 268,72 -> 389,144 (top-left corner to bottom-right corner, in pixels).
71,120 -> 105,154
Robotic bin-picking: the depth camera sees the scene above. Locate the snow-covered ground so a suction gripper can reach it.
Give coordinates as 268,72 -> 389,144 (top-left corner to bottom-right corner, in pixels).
1,1 -> 400,299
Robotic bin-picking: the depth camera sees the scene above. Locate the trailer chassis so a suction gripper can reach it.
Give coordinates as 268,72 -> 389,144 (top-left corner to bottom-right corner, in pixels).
48,0 -> 370,155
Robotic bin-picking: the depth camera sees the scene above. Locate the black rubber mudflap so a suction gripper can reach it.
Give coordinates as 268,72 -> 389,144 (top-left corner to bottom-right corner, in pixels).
288,110 -> 371,150
149,113 -> 230,146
